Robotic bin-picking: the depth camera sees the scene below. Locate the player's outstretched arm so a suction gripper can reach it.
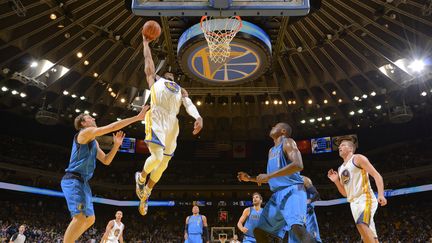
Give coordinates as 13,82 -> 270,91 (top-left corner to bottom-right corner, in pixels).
356,154 -> 387,206
96,131 -> 125,165
181,88 -> 203,135
143,38 -> 156,88
78,106 -> 148,144
237,208 -> 250,233
327,169 -> 347,197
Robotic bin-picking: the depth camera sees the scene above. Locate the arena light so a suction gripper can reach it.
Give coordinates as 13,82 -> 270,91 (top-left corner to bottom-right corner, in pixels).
1,86 -> 8,92
338,98 -> 342,103
278,100 -> 283,105
292,100 -> 296,105
370,91 -> 376,96
84,110 -> 89,114
265,100 -> 269,105
92,112 -> 97,117
50,13 -> 57,20
332,90 -> 337,95
353,96 -> 359,101
376,105 -> 382,110
71,94 -> 77,98
108,87 -> 113,92
63,90 -> 69,95
358,109 -> 363,114
93,72 -> 98,78
141,120 -> 145,124
362,94 -> 368,99
307,99 -> 313,104
288,100 -> 292,105
116,118 -> 121,121
349,111 -> 355,116
84,60 -> 89,66
75,109 -> 81,113
323,99 -> 328,104
273,100 -> 278,105
408,59 -> 425,72
196,100 -> 202,106
325,116 -> 331,120
76,52 -> 83,58
120,98 -> 126,103
317,117 -> 323,121
20,92 -> 26,98
421,91 -> 427,96
300,120 -> 306,124
309,118 -> 315,123
30,61 -> 38,68
11,90 -> 18,95
80,96 -> 86,100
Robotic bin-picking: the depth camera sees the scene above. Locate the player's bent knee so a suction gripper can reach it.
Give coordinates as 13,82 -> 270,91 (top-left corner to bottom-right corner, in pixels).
86,215 -> 95,226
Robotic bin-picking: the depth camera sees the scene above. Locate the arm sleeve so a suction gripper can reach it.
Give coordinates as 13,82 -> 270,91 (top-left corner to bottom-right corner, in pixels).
203,226 -> 209,241
306,185 -> 320,203
182,97 -> 201,120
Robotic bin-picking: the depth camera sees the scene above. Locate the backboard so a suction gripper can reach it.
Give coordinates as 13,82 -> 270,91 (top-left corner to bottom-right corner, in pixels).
131,0 -> 310,16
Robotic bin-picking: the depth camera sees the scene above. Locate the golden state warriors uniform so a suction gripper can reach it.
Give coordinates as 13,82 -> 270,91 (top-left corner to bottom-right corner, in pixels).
339,155 -> 378,238
106,220 -> 124,243
145,77 -> 182,156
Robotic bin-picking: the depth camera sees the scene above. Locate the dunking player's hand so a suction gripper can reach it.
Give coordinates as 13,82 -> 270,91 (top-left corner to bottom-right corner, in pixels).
135,105 -> 149,121
113,131 -> 126,147
193,117 -> 203,135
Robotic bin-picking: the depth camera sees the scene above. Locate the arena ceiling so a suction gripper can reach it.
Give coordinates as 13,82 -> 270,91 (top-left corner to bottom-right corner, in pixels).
0,0 -> 431,141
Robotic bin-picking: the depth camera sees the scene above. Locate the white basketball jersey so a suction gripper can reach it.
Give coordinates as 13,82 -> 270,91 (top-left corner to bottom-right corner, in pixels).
338,155 -> 375,202
107,220 -> 124,242
150,77 -> 182,115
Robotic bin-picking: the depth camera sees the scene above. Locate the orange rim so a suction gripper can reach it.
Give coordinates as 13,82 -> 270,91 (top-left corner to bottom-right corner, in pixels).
200,16 -> 242,37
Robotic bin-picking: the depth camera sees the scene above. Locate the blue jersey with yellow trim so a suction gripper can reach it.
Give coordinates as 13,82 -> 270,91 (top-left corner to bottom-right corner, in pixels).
267,138 -> 303,191
65,132 -> 97,181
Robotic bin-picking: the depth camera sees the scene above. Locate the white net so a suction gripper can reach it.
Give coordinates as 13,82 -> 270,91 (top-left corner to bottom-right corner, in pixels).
200,16 -> 242,63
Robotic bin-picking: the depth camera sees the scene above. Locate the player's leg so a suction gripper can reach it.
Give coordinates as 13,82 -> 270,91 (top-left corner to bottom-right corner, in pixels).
353,196 -> 378,243
135,142 -> 164,198
61,179 -> 95,243
254,192 -> 286,243
147,121 -> 178,189
280,185 -> 315,243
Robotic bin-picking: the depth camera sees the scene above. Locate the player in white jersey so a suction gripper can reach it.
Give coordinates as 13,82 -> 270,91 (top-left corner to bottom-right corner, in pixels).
327,137 -> 387,243
101,211 -> 125,243
135,34 -> 203,216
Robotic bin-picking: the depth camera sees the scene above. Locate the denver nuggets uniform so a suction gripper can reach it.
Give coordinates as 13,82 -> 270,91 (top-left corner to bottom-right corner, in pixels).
144,77 -> 182,155
339,155 -> 378,238
106,220 -> 124,243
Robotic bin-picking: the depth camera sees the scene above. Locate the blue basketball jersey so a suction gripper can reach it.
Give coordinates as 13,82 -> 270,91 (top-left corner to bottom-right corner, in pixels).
244,207 -> 262,238
188,214 -> 203,234
267,138 -> 303,191
65,132 -> 97,181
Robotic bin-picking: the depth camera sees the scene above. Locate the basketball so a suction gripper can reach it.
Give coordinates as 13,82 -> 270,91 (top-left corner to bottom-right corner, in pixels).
142,20 -> 161,41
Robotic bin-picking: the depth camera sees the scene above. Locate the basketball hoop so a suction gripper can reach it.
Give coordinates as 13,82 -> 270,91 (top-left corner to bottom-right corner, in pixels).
200,16 -> 242,63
